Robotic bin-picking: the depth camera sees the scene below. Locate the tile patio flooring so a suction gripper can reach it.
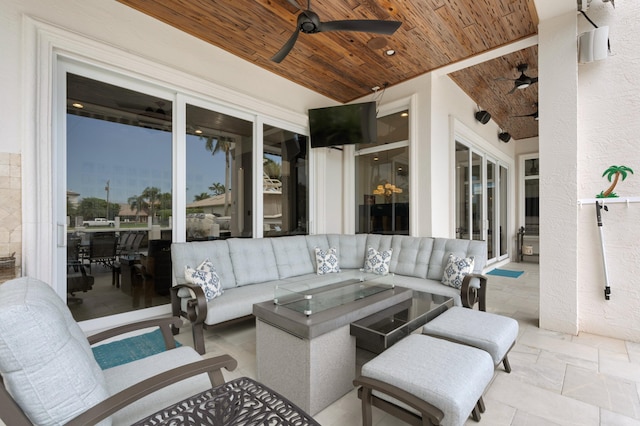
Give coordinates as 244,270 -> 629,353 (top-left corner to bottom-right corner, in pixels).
176,262 -> 640,426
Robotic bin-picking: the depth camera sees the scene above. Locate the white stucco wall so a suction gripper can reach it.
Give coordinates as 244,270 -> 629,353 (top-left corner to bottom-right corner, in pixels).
576,0 -> 640,341
538,0 -> 640,342
538,10 -> 580,335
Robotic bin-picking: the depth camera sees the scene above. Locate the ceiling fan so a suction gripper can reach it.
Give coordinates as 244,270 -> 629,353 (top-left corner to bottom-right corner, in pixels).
496,63 -> 538,94
271,0 -> 402,63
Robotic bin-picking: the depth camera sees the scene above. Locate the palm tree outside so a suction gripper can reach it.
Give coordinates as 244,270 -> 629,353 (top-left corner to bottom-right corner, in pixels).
204,136 -> 234,216
209,182 -> 225,196
141,186 -> 162,221
127,194 -> 147,222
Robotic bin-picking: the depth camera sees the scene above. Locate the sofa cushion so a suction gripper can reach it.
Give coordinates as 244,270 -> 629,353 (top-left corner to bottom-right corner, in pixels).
315,247 -> 341,274
304,235 -> 330,268
184,259 -> 224,301
271,235 -> 315,279
0,278 -> 111,426
228,238 -> 279,286
391,275 -> 463,307
363,247 -> 393,275
441,253 -> 475,289
172,241 -> 237,289
206,280 -> 283,325
327,234 -> 368,269
427,238 -> 486,280
390,236 -> 434,279
365,234 -> 393,253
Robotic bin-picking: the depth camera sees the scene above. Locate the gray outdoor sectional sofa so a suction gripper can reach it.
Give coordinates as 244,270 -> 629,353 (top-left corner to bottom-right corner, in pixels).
170,234 -> 488,354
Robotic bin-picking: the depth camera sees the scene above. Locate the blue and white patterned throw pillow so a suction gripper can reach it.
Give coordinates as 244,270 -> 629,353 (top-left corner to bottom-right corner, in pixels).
184,259 -> 224,302
363,247 -> 393,275
441,253 -> 475,289
315,247 -> 340,275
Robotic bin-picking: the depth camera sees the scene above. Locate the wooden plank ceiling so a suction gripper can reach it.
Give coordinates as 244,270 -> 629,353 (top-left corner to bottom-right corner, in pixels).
117,0 -> 539,140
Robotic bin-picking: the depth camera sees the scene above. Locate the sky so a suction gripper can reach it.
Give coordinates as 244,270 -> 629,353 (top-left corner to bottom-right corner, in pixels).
67,115 -> 226,204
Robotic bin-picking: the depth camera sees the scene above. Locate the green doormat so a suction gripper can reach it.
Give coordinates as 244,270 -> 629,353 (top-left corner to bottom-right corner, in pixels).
487,268 -> 524,278
92,329 -> 181,370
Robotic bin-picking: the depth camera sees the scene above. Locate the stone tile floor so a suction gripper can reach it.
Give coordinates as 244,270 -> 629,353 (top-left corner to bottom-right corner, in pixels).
175,261 -> 640,425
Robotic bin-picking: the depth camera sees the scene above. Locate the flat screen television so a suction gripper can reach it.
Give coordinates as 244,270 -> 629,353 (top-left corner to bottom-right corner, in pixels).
308,101 -> 377,148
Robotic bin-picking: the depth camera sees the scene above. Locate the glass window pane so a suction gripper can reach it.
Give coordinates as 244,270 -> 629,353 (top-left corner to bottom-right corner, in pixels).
357,110 -> 409,150
487,161 -> 495,258
471,152 -> 483,241
355,109 -> 410,236
525,178 -> 539,235
524,158 -> 539,176
66,73 -> 172,322
355,148 -> 409,234
500,165 -> 508,256
455,143 -> 470,239
263,124 -> 308,236
185,104 -> 253,240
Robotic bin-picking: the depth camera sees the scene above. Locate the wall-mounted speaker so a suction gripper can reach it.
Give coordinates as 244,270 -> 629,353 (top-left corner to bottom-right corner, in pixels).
498,132 -> 512,143
578,26 -> 609,63
475,110 -> 491,124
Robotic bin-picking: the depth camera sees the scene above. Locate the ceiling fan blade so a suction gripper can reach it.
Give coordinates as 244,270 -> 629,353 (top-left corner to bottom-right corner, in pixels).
507,86 -> 517,95
271,29 -> 300,63
531,77 -> 539,84
284,0 -> 303,10
320,19 -> 401,35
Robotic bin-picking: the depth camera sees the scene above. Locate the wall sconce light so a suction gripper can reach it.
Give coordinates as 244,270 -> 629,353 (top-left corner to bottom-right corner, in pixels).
475,110 -> 491,124
498,132 -> 512,143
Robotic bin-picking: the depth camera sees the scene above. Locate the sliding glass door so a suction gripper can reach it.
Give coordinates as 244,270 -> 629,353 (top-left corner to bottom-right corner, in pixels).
455,141 -> 509,263
58,62 -> 309,323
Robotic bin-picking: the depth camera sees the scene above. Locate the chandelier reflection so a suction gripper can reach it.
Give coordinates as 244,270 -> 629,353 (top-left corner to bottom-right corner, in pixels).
373,182 -> 403,203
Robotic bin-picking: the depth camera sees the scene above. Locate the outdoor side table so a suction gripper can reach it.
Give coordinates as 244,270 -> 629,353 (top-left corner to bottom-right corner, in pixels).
132,376 -> 319,425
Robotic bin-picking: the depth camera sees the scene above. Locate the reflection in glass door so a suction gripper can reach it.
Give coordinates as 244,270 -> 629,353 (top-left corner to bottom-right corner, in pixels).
262,124 -> 308,237
185,104 -> 253,241
66,73 -> 173,322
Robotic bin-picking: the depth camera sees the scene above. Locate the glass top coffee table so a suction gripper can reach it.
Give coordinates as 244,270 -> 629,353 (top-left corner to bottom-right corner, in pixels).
350,290 -> 453,354
274,272 -> 394,316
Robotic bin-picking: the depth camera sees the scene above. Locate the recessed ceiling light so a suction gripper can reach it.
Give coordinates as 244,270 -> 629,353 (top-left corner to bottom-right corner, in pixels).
72,102 -> 84,109
401,112 -> 408,117
194,129 -> 203,135
385,49 -> 396,56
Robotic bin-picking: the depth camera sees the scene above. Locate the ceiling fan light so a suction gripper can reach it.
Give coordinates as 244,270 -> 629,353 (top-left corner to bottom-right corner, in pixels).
516,82 -> 530,89
385,49 -> 396,56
